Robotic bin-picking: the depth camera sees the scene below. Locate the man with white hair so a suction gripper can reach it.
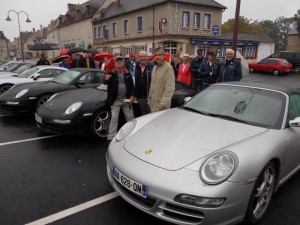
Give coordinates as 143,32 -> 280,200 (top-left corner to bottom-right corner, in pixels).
217,48 -> 242,82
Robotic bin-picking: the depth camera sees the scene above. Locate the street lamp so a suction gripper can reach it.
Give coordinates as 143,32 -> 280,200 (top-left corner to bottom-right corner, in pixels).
6,10 -> 31,62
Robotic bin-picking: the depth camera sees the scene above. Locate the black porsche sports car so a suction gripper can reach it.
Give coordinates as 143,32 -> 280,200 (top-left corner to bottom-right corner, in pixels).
0,68 -> 104,112
35,81 -> 198,139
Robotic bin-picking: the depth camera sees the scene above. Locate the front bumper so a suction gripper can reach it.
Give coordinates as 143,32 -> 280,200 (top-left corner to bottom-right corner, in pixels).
35,112 -> 91,134
0,100 -> 35,112
106,141 -> 255,225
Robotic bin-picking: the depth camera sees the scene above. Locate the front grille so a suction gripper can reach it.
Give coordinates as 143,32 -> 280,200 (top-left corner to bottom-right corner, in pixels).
160,203 -> 204,224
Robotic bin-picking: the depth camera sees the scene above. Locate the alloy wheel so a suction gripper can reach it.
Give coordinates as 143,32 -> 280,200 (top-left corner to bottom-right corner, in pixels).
92,110 -> 111,138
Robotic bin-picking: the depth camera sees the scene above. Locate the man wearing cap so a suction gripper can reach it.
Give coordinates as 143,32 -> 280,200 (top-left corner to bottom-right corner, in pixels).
103,55 -> 135,146
190,48 -> 207,91
217,49 -> 242,82
148,47 -> 175,112
199,51 -> 218,89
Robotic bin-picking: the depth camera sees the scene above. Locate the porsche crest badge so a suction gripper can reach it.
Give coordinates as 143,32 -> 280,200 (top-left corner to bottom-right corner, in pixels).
145,149 -> 153,154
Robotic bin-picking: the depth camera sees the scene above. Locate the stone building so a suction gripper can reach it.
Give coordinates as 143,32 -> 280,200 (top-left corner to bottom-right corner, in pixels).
0,31 -> 10,60
287,27 -> 300,51
92,0 -> 226,56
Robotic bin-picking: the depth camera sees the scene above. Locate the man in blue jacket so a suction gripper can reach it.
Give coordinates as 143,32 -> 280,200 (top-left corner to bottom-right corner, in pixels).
217,49 -> 242,83
199,51 -> 218,89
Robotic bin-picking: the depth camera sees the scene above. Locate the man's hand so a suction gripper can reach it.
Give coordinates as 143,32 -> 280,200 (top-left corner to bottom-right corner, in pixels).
105,74 -> 112,80
129,96 -> 136,104
158,104 -> 165,111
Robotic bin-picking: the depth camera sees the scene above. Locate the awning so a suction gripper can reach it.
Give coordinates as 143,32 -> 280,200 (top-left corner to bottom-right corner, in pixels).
192,39 -> 259,46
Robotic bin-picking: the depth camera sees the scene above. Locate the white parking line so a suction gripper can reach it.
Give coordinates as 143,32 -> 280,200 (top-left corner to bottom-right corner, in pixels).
0,135 -> 58,146
0,114 -> 17,117
25,192 -> 119,225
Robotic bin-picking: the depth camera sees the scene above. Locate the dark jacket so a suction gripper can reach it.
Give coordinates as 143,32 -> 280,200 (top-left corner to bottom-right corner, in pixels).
82,58 -> 96,68
190,56 -> 207,79
217,58 -> 242,82
103,68 -> 134,106
36,59 -> 50,66
199,61 -> 218,84
170,61 -> 180,79
71,59 -> 84,68
134,62 -> 154,98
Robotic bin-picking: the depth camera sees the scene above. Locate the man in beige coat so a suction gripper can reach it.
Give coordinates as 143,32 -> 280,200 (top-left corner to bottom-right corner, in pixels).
148,47 -> 175,112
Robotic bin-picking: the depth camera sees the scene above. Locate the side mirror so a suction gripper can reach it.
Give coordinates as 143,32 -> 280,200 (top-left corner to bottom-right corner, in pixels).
289,117 -> 300,127
33,73 -> 40,80
3,66 -> 9,70
184,97 -> 192,104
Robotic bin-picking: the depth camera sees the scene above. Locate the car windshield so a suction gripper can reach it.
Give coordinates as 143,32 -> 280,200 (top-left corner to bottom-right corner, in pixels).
13,65 -> 30,74
17,66 -> 39,78
4,63 -> 19,71
183,85 -> 286,129
281,59 -> 290,64
52,70 -> 81,84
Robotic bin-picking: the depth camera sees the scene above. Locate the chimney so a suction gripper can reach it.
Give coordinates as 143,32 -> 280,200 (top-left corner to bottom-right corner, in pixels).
40,25 -> 43,31
33,28 -> 35,33
117,0 -> 120,7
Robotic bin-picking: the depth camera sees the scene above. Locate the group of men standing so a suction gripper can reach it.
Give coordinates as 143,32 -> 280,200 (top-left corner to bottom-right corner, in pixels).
189,48 -> 242,91
103,47 -> 175,146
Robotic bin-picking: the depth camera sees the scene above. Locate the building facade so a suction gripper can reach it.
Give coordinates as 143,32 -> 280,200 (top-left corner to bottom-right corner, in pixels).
0,31 -> 10,60
287,27 -> 300,51
92,0 -> 226,56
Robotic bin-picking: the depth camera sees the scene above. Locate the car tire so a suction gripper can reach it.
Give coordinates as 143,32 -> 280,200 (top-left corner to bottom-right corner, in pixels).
249,67 -> 255,73
294,66 -> 300,73
90,109 -> 111,140
243,161 -> 277,225
0,84 -> 13,94
36,94 -> 53,109
273,69 -> 280,76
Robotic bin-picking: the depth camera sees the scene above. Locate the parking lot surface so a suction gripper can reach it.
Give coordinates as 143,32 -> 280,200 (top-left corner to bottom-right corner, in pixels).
0,72 -> 300,225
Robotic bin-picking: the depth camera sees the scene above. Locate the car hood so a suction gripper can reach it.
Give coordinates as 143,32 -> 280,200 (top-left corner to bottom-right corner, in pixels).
0,76 -> 33,84
43,88 -> 107,111
124,108 -> 268,171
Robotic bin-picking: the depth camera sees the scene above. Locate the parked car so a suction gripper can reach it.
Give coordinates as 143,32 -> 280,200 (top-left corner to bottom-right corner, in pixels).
0,68 -> 104,112
0,63 -> 34,75
35,81 -> 197,139
106,82 -> 300,225
249,58 -> 292,75
0,61 -> 22,71
268,51 -> 300,73
0,65 -> 68,94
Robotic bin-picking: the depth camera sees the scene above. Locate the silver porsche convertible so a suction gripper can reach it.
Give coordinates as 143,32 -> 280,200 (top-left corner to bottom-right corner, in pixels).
106,82 -> 300,225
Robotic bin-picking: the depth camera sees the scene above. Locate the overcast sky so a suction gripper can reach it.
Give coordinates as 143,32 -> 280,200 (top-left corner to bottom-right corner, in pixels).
0,0 -> 299,42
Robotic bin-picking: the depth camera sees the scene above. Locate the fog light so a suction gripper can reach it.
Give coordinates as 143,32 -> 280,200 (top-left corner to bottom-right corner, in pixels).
174,194 -> 226,208
53,119 -> 71,124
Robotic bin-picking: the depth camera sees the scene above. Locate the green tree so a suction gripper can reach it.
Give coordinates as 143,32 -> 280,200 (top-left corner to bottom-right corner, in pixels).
221,16 -> 264,34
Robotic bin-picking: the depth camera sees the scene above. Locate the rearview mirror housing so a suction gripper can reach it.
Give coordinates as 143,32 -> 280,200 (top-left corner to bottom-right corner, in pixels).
33,73 -> 40,80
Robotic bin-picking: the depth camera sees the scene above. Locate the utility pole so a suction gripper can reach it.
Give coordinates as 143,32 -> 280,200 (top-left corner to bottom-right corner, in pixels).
232,0 -> 241,55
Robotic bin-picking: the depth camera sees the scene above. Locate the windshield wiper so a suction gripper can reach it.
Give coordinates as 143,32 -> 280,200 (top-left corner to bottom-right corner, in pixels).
206,113 -> 250,124
182,106 -> 209,116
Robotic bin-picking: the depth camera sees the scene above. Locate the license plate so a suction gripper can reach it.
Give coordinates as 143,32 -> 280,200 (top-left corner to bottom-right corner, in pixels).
112,167 -> 148,198
35,113 -> 42,124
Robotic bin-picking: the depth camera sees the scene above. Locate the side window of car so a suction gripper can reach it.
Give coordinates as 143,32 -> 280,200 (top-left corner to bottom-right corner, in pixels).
282,52 -> 294,60
52,69 -> 65,77
289,94 -> 300,120
295,53 -> 300,60
270,60 -> 278,65
38,69 -> 54,78
260,59 -> 269,64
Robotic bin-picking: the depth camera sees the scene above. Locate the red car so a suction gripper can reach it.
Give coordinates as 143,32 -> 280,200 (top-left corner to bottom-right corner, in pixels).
249,58 -> 292,75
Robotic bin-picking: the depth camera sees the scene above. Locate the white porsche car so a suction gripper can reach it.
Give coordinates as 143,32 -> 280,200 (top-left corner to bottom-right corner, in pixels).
107,82 -> 300,225
0,65 -> 68,94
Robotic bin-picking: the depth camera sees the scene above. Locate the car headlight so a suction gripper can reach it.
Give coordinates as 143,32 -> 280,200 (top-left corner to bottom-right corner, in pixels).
65,102 -> 82,115
15,89 -> 29,98
200,152 -> 236,185
116,120 -> 136,142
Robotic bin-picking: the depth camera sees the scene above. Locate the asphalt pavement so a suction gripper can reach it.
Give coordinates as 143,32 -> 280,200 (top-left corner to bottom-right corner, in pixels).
0,72 -> 300,225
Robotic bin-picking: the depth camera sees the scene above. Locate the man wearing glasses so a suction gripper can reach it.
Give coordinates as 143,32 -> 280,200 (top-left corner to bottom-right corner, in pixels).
190,48 -> 207,91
